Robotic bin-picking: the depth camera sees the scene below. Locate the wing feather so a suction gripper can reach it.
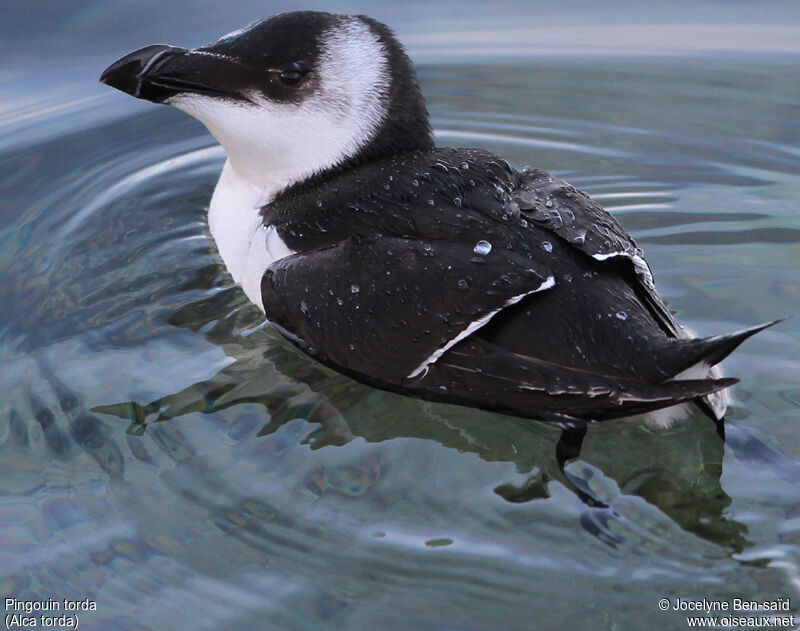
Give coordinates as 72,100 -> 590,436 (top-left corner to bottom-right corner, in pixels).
262,235 -> 553,385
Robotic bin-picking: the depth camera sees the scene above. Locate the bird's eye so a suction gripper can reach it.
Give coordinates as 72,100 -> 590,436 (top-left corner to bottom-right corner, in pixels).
278,65 -> 309,86
279,71 -> 303,85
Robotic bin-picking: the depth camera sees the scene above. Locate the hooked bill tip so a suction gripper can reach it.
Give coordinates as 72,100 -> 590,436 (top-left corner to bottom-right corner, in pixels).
99,44 -> 178,94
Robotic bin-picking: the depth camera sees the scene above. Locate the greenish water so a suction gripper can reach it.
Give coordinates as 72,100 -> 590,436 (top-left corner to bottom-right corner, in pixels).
1,3 -> 799,630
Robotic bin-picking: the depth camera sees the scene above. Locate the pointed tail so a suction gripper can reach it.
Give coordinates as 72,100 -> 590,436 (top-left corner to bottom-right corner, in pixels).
663,319 -> 782,379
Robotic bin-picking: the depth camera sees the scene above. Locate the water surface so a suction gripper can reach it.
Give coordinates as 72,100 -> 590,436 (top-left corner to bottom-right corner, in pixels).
1,3 -> 799,630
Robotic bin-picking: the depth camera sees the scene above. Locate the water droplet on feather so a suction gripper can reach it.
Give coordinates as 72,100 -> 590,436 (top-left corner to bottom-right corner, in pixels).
473,240 -> 492,255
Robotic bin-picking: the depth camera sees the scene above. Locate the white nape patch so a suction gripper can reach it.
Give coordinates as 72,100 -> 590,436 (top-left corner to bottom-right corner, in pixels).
170,17 -> 389,192
406,276 -> 556,380
208,160 -> 296,310
592,251 -> 654,288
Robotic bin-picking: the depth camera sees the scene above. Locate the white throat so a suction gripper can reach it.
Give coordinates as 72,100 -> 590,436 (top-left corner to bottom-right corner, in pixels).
208,159 -> 294,310
174,17 -> 390,309
169,18 -> 389,193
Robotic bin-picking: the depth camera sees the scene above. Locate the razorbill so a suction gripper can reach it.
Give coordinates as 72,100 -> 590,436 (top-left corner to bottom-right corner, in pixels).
100,11 -> 776,426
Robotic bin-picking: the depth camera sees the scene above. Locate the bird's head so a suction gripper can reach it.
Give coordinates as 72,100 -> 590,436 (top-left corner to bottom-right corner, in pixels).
101,11 -> 433,192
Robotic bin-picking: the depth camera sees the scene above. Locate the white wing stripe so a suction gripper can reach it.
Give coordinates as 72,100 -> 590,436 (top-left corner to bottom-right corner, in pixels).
405,276 -> 556,380
592,251 -> 654,288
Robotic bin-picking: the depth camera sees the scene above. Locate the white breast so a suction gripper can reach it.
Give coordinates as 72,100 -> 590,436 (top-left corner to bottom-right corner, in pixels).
208,159 -> 295,310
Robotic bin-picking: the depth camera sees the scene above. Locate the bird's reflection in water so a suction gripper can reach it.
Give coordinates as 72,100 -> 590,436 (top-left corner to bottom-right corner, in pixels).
90,272 -> 753,553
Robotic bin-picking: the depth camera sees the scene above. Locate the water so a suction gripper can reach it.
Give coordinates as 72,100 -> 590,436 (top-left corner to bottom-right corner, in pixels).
2,2 -> 800,630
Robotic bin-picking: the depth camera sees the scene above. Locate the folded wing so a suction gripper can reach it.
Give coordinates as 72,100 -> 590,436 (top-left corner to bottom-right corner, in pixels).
262,235 -> 553,384
515,167 -> 681,336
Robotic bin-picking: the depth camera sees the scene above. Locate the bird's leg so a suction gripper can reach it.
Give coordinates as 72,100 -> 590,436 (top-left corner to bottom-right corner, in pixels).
554,420 -> 610,509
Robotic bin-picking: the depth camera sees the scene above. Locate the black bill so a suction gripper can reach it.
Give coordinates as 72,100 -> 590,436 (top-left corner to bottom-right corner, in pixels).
100,44 -> 245,103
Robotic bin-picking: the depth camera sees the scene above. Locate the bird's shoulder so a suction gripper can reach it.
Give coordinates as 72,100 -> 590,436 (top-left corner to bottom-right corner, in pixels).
264,149 -> 647,271
262,147 -> 525,249
262,145 -> 674,328
512,166 -> 652,282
